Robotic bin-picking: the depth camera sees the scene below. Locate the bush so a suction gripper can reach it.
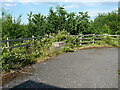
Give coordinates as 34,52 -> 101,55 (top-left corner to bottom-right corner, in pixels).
2,46 -> 36,71
96,41 -> 107,45
62,46 -> 75,52
1,31 -> 119,72
52,30 -> 69,42
103,36 -> 119,46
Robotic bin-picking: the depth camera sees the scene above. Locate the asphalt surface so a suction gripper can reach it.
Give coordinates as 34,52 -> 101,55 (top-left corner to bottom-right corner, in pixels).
2,48 -> 118,89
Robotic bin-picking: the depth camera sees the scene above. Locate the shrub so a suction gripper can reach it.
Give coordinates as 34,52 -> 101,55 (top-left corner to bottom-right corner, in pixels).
1,31 -> 119,72
103,36 -> 119,46
62,46 -> 75,52
96,41 -> 107,45
2,46 -> 36,71
53,30 -> 69,42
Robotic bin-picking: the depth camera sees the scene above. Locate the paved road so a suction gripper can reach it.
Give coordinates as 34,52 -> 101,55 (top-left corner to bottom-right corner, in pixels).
2,48 -> 118,88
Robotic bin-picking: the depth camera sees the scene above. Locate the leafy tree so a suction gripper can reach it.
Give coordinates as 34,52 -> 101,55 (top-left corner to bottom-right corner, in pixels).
27,11 -> 34,37
101,24 -> 111,34
56,6 -> 67,31
116,7 -> 120,34
47,7 -> 58,34
75,12 -> 90,34
32,13 -> 46,36
65,12 -> 76,35
2,10 -> 24,40
2,6 -> 119,41
89,10 -> 118,34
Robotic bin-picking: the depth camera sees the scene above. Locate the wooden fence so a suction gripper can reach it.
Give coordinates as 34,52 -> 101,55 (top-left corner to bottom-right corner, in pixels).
0,36 -> 49,50
73,34 -> 120,46
0,34 -> 120,50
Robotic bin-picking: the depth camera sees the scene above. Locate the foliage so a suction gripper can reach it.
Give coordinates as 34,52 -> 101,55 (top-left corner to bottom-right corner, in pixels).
2,7 -> 119,40
62,46 -> 75,52
103,36 -> 119,47
1,6 -> 120,72
1,30 -> 119,72
2,47 -> 35,71
2,10 -> 25,40
89,10 -> 119,34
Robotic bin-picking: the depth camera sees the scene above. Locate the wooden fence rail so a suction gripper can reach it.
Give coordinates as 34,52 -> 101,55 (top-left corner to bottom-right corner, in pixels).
75,34 -> 120,45
73,34 -> 120,37
0,36 -> 48,43
0,36 -> 49,50
0,34 -> 120,50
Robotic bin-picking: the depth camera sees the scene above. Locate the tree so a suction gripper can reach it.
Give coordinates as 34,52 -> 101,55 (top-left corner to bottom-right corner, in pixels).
75,12 -> 90,34
2,9 -> 24,40
65,12 -> 76,35
32,13 -> 46,36
56,6 -> 67,31
47,7 -> 58,34
89,10 -> 118,34
27,11 -> 34,37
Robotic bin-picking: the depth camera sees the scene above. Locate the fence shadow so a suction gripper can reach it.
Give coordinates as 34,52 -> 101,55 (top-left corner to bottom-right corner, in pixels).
10,80 -> 67,90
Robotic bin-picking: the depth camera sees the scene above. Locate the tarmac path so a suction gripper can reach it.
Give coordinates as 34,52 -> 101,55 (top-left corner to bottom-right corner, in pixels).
2,48 -> 119,89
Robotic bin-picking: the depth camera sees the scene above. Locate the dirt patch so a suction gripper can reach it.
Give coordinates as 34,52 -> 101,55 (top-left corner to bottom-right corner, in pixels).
1,65 -> 35,86
75,45 -> 114,50
35,58 -> 45,63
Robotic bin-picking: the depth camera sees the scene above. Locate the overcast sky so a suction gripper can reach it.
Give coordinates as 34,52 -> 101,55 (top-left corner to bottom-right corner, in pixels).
1,0 -> 119,24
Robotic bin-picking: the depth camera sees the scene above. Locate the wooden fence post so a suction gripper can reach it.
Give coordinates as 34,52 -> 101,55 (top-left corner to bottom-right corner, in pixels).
103,34 -> 107,38
7,37 -> 10,48
80,34 -> 82,46
32,35 -> 36,51
32,35 -> 35,42
32,35 -> 35,46
92,34 -> 95,44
